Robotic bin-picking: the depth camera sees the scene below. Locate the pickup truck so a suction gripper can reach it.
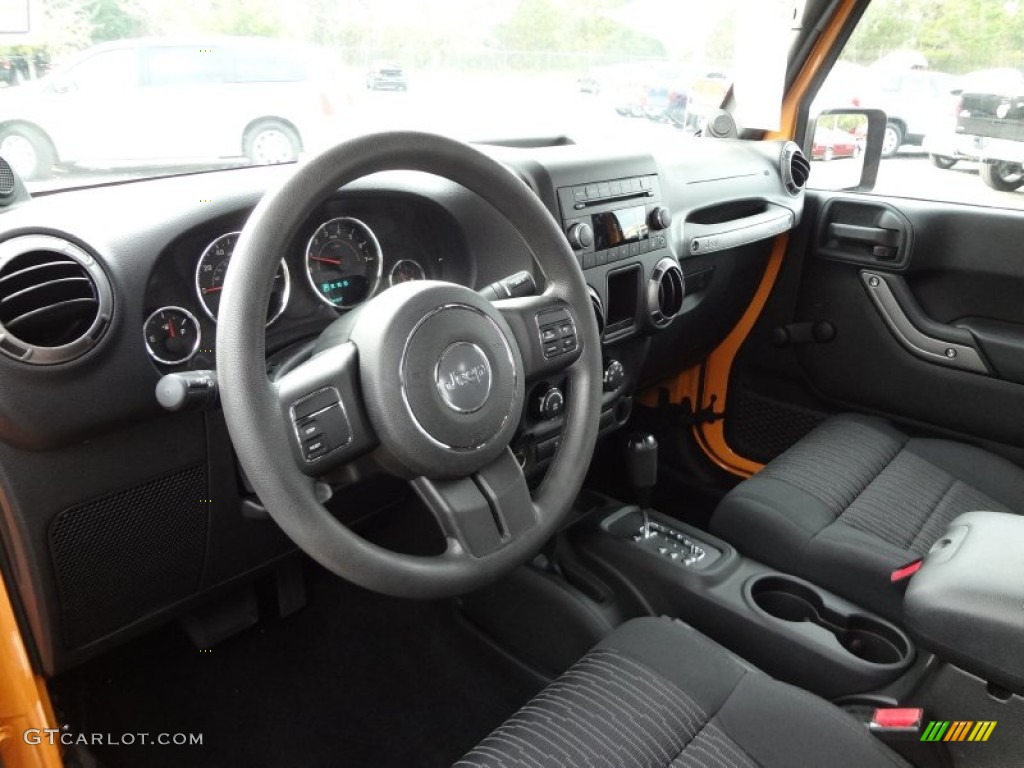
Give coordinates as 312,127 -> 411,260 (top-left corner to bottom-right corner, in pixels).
953,68 -> 1024,190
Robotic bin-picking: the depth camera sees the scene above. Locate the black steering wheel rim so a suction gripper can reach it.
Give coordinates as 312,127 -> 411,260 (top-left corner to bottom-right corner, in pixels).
217,131 -> 602,599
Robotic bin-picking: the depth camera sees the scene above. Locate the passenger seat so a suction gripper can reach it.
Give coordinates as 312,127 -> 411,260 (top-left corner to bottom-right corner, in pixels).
711,414 -> 1024,620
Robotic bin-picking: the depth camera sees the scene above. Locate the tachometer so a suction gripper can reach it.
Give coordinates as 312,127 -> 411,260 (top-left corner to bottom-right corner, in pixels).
196,232 -> 291,325
305,217 -> 383,308
389,258 -> 426,286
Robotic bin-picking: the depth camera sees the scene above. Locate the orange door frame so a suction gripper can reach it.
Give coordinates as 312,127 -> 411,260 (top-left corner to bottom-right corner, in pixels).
0,571 -> 61,767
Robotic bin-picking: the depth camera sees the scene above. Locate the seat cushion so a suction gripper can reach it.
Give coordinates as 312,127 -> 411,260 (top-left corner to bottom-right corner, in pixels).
457,617 -> 907,768
712,414 -> 1024,620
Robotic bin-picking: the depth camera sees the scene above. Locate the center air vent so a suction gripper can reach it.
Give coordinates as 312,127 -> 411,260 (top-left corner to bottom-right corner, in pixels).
648,257 -> 685,329
781,142 -> 811,195
0,235 -> 113,364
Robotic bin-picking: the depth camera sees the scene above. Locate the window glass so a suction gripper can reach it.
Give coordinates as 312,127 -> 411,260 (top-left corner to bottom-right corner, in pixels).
147,46 -> 226,86
810,0 -> 1024,210
232,44 -> 307,83
67,49 -> 138,93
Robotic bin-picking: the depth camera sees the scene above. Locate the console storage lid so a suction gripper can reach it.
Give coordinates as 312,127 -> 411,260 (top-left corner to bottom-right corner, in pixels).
904,510 -> 1024,693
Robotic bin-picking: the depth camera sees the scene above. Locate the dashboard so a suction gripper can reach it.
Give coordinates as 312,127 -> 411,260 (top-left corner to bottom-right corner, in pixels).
0,136 -> 805,674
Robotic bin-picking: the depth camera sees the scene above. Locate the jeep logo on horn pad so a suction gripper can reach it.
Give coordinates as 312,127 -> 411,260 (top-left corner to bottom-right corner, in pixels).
435,342 -> 492,413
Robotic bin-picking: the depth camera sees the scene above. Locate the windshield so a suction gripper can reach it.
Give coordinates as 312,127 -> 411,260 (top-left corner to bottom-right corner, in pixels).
0,0 -> 797,192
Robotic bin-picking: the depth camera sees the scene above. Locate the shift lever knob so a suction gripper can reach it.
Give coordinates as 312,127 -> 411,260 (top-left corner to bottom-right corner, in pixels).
626,432 -> 658,508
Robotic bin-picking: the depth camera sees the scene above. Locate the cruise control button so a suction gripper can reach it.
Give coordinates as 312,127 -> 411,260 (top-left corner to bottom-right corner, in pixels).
296,419 -> 321,439
304,437 -> 327,460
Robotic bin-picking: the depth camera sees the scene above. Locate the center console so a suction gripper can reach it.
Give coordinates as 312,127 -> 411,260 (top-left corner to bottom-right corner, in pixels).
581,505 -> 915,699
904,510 -> 1024,695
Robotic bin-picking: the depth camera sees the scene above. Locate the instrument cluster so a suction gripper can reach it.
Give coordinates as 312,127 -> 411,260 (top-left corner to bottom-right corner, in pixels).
143,203 -> 448,367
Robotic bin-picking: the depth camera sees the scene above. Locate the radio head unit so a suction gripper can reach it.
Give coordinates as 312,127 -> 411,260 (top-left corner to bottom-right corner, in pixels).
557,174 -> 670,271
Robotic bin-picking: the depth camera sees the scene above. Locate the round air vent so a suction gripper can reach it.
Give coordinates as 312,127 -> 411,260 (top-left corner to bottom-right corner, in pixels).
648,257 -> 685,329
0,235 -> 113,364
781,141 -> 811,195
588,285 -> 605,338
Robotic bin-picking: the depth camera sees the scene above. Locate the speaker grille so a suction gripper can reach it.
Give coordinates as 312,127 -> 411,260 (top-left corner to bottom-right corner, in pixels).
49,464 -> 209,647
0,157 -> 15,197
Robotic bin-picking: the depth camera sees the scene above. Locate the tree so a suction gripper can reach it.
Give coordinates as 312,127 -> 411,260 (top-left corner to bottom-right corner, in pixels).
89,0 -> 145,42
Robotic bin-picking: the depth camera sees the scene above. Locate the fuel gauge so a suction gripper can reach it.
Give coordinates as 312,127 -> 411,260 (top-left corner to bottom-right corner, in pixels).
144,306 -> 201,365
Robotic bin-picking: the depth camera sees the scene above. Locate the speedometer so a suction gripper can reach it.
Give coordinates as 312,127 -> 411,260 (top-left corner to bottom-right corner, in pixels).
305,217 -> 383,308
196,232 -> 290,325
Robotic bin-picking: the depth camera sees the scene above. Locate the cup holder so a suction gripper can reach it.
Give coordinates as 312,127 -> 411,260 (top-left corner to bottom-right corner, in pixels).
750,576 -> 909,666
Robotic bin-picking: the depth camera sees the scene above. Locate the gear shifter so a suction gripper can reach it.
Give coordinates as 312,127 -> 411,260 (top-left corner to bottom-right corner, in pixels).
626,432 -> 658,538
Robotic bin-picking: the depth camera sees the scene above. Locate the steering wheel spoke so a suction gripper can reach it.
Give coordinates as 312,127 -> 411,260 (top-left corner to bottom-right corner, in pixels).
274,341 -> 377,475
493,293 -> 583,379
412,449 -> 537,558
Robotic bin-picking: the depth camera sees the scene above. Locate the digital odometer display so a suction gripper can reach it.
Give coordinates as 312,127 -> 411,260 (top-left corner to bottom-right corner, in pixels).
305,217 -> 383,308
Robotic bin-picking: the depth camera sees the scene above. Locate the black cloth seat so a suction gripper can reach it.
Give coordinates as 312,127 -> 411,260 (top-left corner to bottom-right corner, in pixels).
711,414 -> 1024,620
458,617 -> 906,767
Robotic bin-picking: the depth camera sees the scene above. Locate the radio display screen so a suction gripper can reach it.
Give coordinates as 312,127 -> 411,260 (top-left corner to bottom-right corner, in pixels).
592,206 -> 649,250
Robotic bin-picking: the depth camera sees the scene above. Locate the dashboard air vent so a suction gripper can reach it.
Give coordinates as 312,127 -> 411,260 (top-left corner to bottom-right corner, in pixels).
0,235 -> 113,365
781,142 -> 811,195
648,258 -> 685,329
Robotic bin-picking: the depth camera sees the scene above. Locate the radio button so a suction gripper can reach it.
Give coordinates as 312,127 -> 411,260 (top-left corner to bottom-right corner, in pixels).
585,184 -> 600,199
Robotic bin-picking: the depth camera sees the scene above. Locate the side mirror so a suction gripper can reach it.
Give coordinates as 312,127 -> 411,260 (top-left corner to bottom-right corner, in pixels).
805,108 -> 887,191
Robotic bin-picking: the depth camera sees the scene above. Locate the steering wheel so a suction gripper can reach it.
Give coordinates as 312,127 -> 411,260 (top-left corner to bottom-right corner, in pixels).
217,132 -> 602,599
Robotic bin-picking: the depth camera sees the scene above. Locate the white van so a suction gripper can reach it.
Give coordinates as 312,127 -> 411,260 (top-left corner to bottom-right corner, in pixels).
0,37 -> 345,179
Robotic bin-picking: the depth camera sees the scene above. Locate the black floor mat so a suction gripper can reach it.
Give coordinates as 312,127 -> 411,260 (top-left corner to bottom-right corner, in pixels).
51,561 -> 541,768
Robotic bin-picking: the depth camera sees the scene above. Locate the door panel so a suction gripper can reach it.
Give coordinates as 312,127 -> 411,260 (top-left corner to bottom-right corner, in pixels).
727,190 -> 1024,463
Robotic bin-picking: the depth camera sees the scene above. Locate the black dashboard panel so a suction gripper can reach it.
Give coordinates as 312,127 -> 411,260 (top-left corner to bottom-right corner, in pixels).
0,138 -> 803,673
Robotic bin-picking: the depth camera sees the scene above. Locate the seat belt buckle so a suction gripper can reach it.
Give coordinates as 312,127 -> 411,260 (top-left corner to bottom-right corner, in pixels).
890,559 -> 923,583
869,707 -> 924,738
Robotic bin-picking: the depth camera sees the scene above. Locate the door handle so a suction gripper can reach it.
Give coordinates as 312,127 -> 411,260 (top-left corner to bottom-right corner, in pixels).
828,223 -> 901,248
861,271 -> 988,374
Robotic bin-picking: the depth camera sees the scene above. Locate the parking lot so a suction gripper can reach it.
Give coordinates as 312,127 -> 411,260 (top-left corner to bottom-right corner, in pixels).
27,73 -> 1024,212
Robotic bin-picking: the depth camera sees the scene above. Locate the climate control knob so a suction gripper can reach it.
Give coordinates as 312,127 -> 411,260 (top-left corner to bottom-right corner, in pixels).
603,360 -> 625,392
648,206 -> 672,231
566,222 -> 594,250
535,386 -> 565,420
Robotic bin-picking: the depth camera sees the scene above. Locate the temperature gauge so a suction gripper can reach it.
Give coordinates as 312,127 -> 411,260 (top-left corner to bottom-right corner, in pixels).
144,306 -> 201,365
389,259 -> 426,286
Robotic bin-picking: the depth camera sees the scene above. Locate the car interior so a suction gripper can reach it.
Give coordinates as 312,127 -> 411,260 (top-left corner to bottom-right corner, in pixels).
1,1 -> 1023,767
